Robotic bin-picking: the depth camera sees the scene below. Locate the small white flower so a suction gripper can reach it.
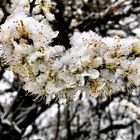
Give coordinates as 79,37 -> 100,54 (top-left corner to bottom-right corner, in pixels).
132,40 -> 140,54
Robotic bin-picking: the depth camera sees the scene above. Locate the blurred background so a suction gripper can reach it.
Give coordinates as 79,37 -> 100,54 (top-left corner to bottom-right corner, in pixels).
1,0 -> 140,140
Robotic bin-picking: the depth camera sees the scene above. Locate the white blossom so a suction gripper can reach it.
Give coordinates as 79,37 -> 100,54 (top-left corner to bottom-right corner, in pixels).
1,0 -> 140,103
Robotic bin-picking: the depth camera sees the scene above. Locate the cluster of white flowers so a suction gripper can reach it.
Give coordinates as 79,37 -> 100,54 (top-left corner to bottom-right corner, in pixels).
2,0 -> 54,22
1,0 -> 140,102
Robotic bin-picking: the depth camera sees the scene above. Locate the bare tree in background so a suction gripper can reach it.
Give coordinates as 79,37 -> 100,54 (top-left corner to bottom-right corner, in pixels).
1,0 -> 140,140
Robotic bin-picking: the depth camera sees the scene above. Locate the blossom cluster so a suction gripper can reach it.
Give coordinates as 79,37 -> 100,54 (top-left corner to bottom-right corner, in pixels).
1,0 -> 140,102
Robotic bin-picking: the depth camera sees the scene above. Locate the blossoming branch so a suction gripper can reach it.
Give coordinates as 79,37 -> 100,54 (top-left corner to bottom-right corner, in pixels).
0,0 -> 140,102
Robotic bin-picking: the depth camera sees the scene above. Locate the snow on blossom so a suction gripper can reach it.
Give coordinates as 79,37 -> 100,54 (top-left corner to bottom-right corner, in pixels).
1,0 -> 140,103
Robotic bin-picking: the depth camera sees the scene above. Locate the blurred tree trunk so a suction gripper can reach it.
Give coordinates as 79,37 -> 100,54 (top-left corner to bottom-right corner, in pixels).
0,88 -> 57,140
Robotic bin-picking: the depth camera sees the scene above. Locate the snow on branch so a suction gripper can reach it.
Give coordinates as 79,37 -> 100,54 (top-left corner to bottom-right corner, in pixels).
121,100 -> 140,123
0,0 -> 140,102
